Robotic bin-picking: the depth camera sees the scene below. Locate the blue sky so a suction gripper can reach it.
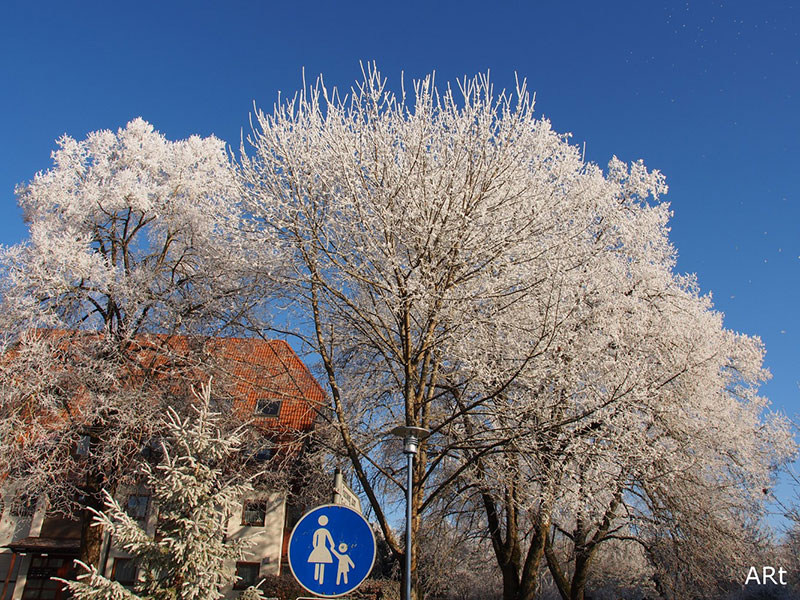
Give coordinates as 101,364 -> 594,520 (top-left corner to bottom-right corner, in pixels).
2,1 -> 798,508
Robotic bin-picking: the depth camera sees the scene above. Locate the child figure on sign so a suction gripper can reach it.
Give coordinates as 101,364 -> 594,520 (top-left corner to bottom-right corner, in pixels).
331,542 -> 355,585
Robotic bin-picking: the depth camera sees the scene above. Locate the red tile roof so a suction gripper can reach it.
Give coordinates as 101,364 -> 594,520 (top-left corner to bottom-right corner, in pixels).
202,336 -> 326,432
13,330 -> 326,434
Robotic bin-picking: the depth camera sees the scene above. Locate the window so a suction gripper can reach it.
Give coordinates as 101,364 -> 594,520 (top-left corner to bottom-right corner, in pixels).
125,495 -> 149,521
241,500 -> 267,526
10,494 -> 37,517
140,437 -> 165,461
253,446 -> 275,462
22,556 -> 75,600
255,398 -> 281,417
234,562 -> 260,590
111,558 -> 136,586
75,435 -> 91,457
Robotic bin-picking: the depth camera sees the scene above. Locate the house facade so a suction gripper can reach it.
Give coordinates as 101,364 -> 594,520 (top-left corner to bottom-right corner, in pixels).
0,334 -> 326,600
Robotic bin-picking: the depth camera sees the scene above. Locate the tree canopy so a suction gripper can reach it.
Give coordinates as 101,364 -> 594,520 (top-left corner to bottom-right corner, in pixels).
0,118 -> 253,567
239,66 -> 796,599
1,68 -> 795,600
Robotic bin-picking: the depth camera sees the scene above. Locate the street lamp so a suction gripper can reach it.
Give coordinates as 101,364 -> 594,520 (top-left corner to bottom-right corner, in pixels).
389,425 -> 430,600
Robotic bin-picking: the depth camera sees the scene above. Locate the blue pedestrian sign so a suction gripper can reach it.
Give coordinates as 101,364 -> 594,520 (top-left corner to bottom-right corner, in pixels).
288,504 -> 377,598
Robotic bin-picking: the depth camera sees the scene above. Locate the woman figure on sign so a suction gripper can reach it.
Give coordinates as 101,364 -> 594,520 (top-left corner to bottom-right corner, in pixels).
308,515 -> 334,585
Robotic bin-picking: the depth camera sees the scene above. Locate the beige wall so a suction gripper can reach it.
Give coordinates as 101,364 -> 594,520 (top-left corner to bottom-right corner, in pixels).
219,492 -> 286,597
0,488 -> 287,600
100,488 -> 286,599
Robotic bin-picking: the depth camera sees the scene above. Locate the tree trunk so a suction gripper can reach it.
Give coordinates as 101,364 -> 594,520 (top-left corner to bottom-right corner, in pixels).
78,435 -> 106,569
78,485 -> 105,567
544,534 -> 571,600
569,491 -> 621,600
515,519 -> 549,600
78,508 -> 105,568
482,489 -> 549,600
400,554 -> 422,600
546,493 -> 620,600
569,551 -> 593,600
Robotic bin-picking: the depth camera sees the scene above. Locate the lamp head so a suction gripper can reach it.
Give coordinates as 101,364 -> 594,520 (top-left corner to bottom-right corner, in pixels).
389,425 -> 431,455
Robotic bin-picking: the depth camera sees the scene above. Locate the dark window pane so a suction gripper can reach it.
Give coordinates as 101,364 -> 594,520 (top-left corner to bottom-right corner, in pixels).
126,495 -> 149,520
112,558 -> 136,585
254,446 -> 275,462
140,437 -> 165,461
209,396 -> 232,413
10,495 -> 37,517
234,562 -> 260,589
241,500 -> 266,526
255,399 -> 281,417
75,435 -> 91,456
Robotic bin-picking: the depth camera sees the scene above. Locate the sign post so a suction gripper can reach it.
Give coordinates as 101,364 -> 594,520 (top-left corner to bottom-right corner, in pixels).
288,504 -> 376,598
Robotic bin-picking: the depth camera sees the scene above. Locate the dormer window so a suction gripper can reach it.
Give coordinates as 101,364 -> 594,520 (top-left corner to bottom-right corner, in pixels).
255,398 -> 281,417
234,562 -> 260,589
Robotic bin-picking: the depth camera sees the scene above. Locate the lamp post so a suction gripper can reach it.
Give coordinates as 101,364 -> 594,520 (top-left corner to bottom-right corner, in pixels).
389,425 -> 430,600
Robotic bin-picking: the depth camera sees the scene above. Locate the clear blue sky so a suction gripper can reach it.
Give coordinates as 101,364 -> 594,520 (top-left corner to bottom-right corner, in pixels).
2,0 -> 798,506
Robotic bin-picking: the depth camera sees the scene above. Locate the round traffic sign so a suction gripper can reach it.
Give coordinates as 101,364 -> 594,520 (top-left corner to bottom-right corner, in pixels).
287,504 -> 376,598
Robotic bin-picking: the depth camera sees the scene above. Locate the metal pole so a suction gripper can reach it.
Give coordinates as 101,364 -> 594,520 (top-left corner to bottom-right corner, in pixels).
389,426 -> 428,600
405,445 -> 414,600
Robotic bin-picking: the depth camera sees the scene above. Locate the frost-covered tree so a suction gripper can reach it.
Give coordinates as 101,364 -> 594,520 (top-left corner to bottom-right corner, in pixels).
2,117 -> 247,338
240,66 -> 795,600
238,65 -> 698,599
0,119 -> 252,566
446,184 -> 794,600
540,285 -> 793,600
59,382 -> 258,600
424,157 -> 676,600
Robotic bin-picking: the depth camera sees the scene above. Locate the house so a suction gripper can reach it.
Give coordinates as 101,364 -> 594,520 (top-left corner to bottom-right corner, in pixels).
0,333 -> 326,600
